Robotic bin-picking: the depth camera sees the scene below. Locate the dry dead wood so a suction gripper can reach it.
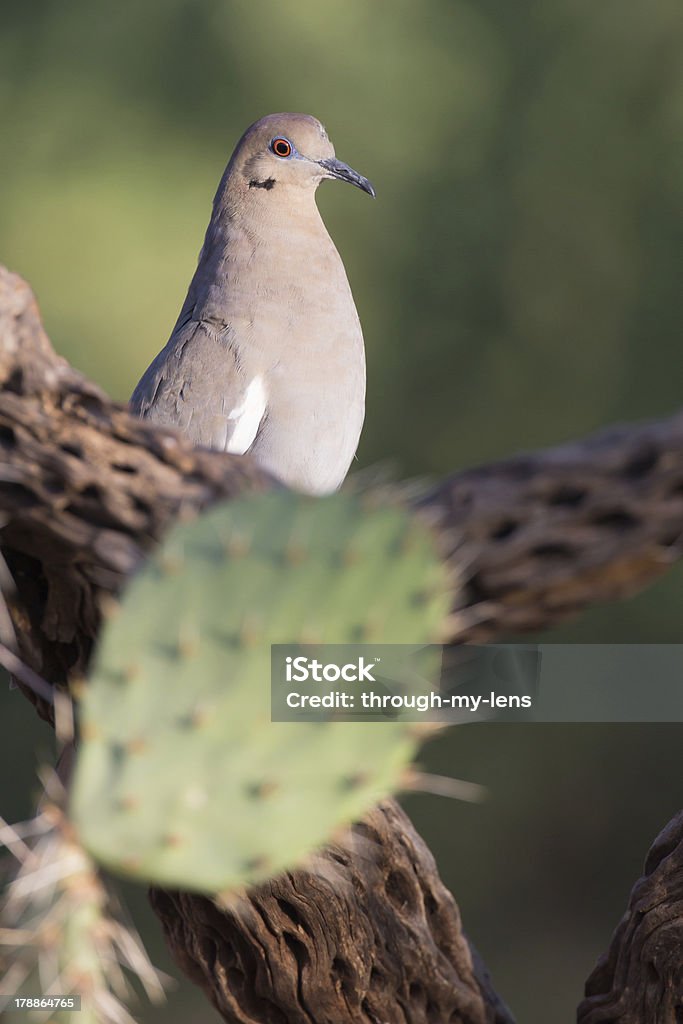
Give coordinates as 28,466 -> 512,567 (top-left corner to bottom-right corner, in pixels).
2,265 -> 682,1022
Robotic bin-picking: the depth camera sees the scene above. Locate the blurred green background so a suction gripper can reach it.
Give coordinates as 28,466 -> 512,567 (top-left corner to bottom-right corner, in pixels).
2,0 -> 683,1020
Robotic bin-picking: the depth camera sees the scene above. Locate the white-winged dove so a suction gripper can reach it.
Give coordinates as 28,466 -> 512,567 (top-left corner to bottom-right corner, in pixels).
130,113 -> 375,495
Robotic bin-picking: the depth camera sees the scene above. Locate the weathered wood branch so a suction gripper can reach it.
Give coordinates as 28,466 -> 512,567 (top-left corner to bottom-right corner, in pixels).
422,414 -> 683,641
578,810 -> 683,1023
1,264 -> 682,1021
150,801 -> 515,1024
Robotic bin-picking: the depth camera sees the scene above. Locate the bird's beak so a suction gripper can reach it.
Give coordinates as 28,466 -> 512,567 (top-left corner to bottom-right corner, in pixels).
319,157 -> 376,197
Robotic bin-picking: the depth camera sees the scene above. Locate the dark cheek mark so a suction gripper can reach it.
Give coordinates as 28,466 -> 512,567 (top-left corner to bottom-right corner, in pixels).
248,178 -> 276,191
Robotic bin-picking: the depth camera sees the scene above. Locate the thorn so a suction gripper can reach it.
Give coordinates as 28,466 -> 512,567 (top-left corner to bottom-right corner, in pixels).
402,722 -> 444,743
0,643 -> 54,704
177,622 -> 200,659
244,854 -> 271,875
238,614 -> 261,648
402,770 -> 487,804
225,531 -> 251,559
120,855 -> 143,873
340,772 -> 369,791
69,675 -> 87,702
284,539 -> 307,566
216,886 -> 247,911
117,795 -> 139,812
298,625 -> 322,644
359,615 -> 384,642
99,595 -> 121,621
126,738 -> 148,755
158,553 -> 184,575
186,705 -> 211,729
246,780 -> 278,800
53,689 -> 75,749
341,544 -> 361,567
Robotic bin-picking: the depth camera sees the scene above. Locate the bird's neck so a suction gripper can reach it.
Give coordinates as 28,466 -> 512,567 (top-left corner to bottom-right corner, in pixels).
221,180 -> 330,246
186,185 -> 340,324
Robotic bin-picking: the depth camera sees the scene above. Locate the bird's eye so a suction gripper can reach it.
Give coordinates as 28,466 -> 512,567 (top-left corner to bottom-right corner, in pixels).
271,137 -> 293,158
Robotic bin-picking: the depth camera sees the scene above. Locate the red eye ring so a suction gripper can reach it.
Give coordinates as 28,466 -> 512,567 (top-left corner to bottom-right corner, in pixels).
271,137 -> 293,158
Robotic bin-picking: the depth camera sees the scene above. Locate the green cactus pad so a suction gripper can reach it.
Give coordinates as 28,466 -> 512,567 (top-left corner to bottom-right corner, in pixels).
71,490 -> 452,894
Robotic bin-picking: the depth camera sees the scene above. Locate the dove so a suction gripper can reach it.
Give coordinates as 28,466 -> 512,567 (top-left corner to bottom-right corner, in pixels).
131,113 -> 374,495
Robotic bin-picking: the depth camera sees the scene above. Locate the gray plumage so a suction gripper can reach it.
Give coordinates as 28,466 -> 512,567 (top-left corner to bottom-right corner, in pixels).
130,112 -> 375,495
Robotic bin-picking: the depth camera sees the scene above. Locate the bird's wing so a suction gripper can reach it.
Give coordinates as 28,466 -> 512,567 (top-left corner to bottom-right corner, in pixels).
130,320 -> 267,454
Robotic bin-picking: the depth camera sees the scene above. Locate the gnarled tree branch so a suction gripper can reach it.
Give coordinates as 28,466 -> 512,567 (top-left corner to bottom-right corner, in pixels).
578,811 -> 683,1023
151,801 -> 514,1024
1,264 -> 682,1022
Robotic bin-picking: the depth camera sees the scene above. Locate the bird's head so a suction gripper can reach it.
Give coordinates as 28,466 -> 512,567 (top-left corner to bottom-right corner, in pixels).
228,113 -> 375,199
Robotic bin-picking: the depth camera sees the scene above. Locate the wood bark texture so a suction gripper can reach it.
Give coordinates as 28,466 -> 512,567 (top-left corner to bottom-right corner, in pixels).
150,801 -> 514,1024
578,810 -> 683,1023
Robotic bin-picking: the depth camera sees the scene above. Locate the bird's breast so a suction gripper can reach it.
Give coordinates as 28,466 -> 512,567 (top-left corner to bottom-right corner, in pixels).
193,212 -> 367,493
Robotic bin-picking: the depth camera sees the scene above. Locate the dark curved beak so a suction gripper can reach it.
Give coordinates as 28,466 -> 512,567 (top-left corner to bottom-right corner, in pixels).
319,157 -> 376,197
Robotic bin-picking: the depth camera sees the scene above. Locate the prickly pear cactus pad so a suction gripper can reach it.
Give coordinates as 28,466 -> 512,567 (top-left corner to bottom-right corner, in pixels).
71,490 -> 453,894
